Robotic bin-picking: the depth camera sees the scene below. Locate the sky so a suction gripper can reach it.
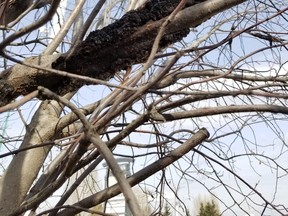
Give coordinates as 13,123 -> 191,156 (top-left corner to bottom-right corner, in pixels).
1,1 -> 288,216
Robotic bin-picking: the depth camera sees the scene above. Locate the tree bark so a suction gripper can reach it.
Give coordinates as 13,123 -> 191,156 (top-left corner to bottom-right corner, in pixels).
0,0 -> 248,215
0,100 -> 63,215
0,0 -> 33,25
0,0 -> 247,107
57,128 -> 210,216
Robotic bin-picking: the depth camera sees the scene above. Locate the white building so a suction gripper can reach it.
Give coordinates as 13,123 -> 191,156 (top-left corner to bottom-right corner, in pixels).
103,158 -> 134,216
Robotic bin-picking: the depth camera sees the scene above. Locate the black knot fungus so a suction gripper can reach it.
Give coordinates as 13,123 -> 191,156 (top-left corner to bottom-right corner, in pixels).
51,0 -> 203,95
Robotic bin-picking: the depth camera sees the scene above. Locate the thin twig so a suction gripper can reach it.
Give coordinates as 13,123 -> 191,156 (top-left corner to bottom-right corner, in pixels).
0,0 -> 61,51
0,142 -> 55,159
67,0 -> 106,58
56,128 -> 209,216
0,90 -> 38,113
38,86 -> 142,216
43,0 -> 86,55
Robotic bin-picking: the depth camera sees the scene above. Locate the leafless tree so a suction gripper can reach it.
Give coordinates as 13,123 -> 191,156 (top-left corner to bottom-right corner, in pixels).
0,0 -> 287,215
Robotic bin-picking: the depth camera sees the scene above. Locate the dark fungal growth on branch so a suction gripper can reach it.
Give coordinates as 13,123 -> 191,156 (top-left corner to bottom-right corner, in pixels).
0,0 -> 209,105
69,0 -> 197,57
51,0 -> 205,95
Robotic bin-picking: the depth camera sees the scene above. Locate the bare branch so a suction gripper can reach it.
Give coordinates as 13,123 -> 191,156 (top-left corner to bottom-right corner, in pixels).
151,105 -> 288,122
57,128 -> 209,216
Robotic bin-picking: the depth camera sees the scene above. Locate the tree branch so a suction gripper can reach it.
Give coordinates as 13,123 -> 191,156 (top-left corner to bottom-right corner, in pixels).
56,128 -> 210,216
151,104 -> 288,122
0,0 -> 248,106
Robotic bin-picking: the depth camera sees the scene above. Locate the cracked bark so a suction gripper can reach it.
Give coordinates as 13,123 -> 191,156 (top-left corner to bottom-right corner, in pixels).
0,0 -> 205,106
0,0 -> 246,106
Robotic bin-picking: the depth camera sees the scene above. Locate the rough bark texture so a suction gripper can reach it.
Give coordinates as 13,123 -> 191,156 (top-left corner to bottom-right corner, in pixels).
0,0 -> 207,106
50,0 -> 204,95
0,0 -> 249,215
0,54 -> 61,106
0,0 -> 248,106
0,0 -> 33,25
